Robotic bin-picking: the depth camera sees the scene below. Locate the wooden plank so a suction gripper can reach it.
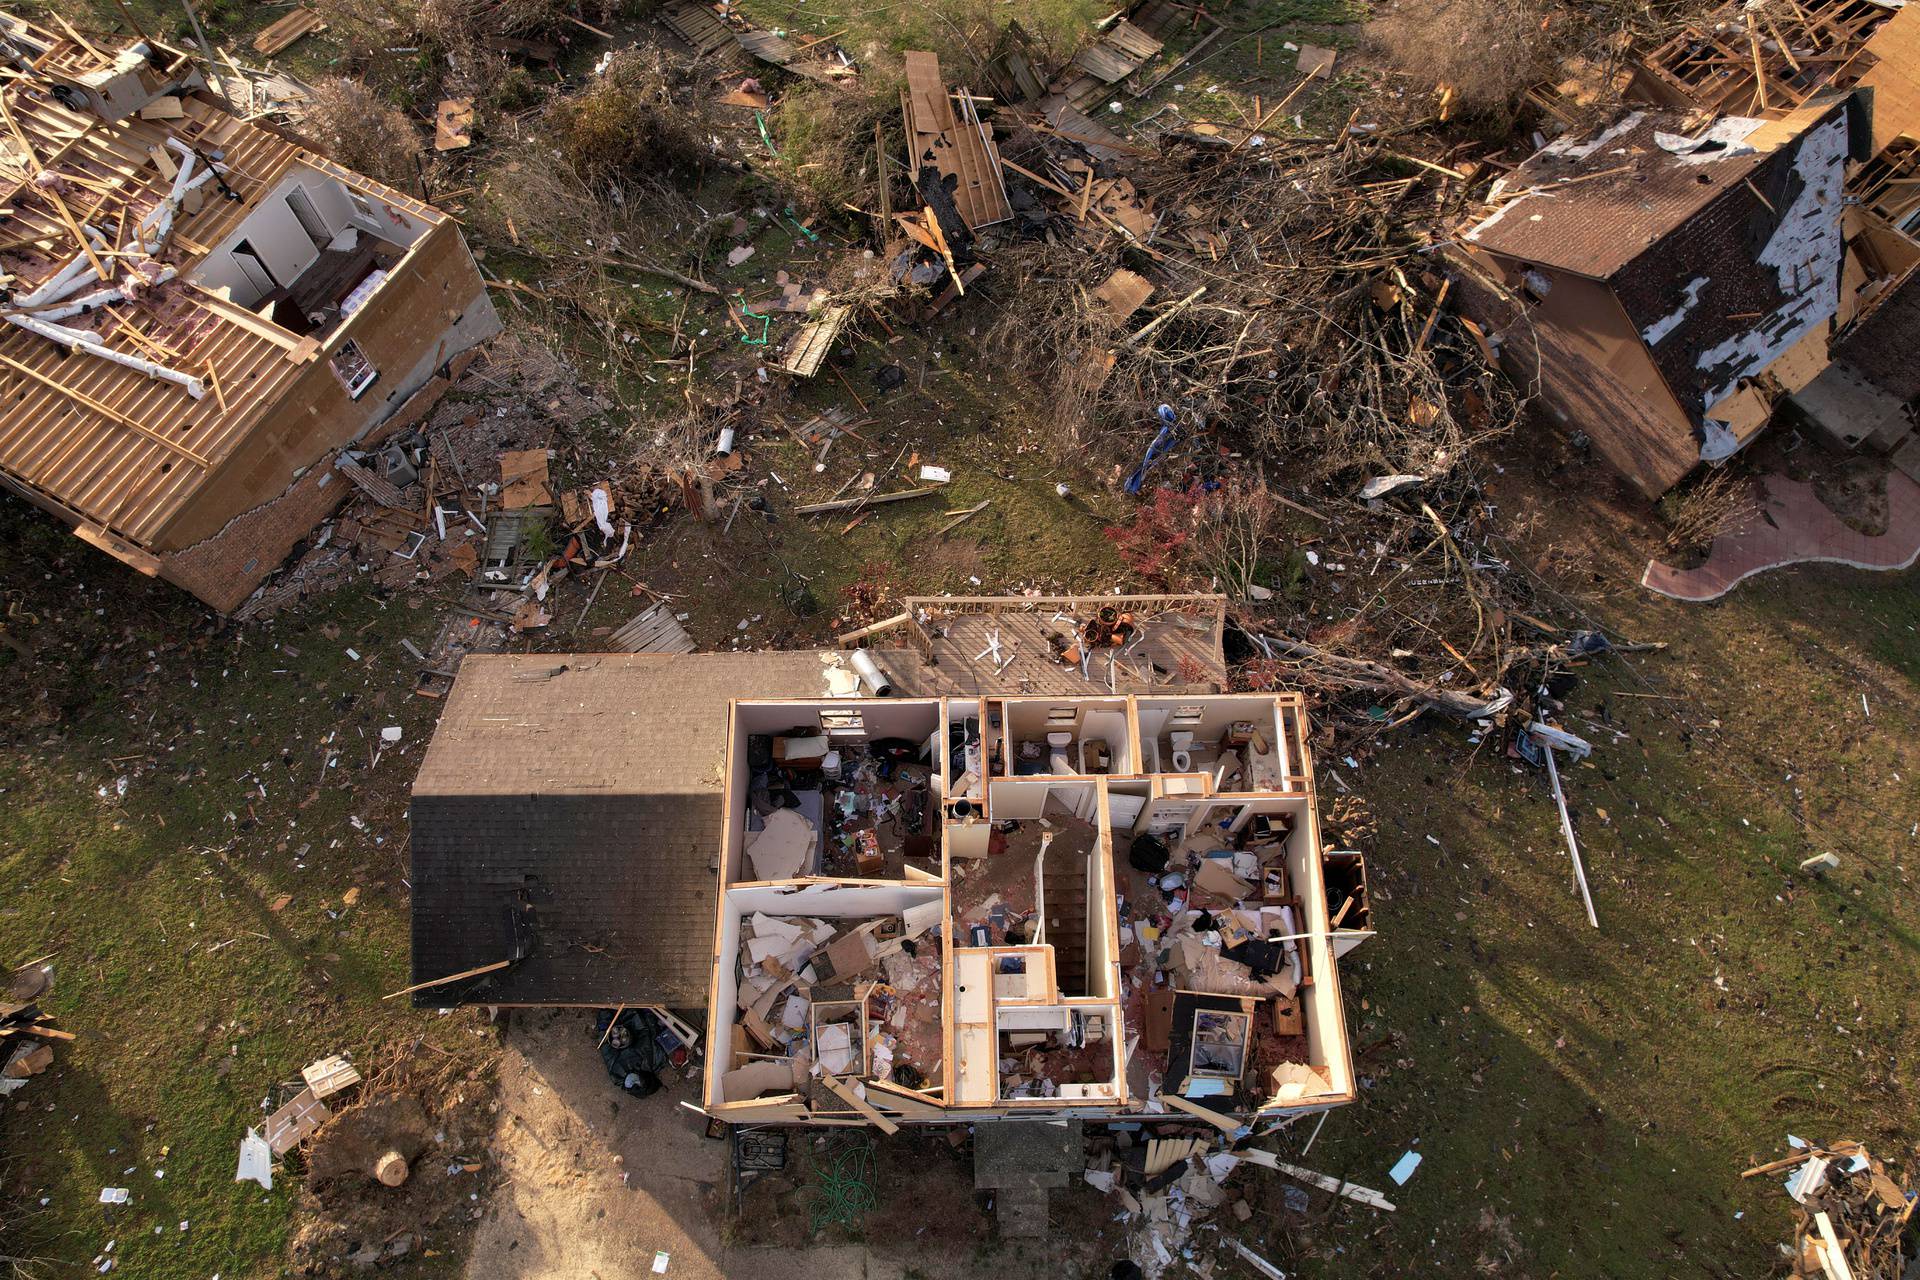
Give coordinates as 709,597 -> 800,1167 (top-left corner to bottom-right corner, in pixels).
252,7 -> 325,56
382,958 -> 512,999
793,487 -> 935,516
781,304 -> 850,376
864,1077 -> 949,1117
821,1074 -> 901,1134
0,352 -> 211,468
1160,1093 -> 1241,1132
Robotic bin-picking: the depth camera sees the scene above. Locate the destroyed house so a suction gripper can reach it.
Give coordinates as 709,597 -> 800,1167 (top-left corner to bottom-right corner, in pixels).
1453,96 -> 1863,498
0,18 -> 498,611
408,597 -> 1365,1128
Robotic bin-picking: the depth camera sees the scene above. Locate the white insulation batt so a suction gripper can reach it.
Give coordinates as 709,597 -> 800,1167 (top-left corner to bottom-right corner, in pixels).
1694,113 -> 1850,430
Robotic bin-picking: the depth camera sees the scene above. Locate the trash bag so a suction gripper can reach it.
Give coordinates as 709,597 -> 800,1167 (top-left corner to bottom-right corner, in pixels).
1128,833 -> 1170,873
595,1008 -> 670,1098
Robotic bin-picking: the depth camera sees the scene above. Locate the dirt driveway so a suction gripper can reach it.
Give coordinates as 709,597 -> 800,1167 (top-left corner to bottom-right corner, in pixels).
467,1010 -> 1070,1280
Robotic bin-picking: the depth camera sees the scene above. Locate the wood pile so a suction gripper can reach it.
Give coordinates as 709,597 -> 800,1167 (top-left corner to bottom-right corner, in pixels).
1,964 -> 68,1092
1746,1139 -> 1917,1279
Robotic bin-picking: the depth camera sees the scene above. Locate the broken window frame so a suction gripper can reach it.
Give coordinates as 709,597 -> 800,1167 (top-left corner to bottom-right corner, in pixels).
330,339 -> 378,400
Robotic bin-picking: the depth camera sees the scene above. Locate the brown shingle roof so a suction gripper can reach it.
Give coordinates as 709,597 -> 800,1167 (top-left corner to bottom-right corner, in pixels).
1465,110 -> 1782,280
408,651 -> 848,1007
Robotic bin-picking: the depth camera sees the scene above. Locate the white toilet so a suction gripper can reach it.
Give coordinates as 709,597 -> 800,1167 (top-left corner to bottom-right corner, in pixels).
1169,731 -> 1195,773
1046,731 -> 1076,774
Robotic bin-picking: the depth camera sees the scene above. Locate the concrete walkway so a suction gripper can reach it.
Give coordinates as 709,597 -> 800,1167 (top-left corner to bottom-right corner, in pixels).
1643,470 -> 1920,601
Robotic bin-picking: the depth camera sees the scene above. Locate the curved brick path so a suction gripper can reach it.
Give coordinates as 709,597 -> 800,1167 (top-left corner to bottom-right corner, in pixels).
1643,470 -> 1920,601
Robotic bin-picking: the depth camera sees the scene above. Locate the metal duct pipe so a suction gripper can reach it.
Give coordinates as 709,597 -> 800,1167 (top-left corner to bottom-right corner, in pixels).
848,648 -> 893,697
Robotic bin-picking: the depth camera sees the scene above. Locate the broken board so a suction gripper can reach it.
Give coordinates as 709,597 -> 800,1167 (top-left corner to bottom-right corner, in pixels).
781,304 -> 851,377
252,7 -> 324,56
902,51 -> 1012,230
434,99 -> 475,151
608,602 -> 697,654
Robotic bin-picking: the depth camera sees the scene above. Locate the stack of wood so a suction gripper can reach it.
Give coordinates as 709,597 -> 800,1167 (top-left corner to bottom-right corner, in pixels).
1745,1139 -> 1917,1278
1,964 -> 69,1090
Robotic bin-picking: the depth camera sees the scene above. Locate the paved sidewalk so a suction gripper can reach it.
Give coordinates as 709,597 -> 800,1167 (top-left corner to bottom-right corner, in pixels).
1643,470 -> 1920,601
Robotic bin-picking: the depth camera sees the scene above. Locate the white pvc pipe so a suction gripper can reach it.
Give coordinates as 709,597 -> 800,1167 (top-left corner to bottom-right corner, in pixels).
35,266 -> 178,322
6,312 -> 204,398
1541,744 -> 1599,928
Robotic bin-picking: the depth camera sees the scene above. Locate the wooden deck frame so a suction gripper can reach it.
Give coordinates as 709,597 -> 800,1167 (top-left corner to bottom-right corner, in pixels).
1637,0 -> 1893,114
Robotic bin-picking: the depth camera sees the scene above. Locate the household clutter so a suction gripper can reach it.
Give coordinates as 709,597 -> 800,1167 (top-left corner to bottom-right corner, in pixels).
742,729 -> 938,880
723,905 -> 945,1106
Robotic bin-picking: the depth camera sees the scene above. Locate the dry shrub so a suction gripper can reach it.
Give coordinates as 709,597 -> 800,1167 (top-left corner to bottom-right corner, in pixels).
1184,476 -> 1288,598
1659,467 -> 1761,556
1104,475 -> 1292,596
297,78 -> 423,188
416,0 -> 568,44
980,238 -> 1138,461
766,80 -> 894,216
544,49 -> 706,187
988,135 -> 1521,483
1367,0 -> 1573,117
863,0 -> 1103,82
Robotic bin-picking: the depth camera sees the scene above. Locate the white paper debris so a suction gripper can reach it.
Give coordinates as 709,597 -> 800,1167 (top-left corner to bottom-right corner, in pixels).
235,1129 -> 273,1190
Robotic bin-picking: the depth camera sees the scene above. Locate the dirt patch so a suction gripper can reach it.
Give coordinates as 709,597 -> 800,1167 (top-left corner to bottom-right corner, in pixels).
467,1008 -> 1125,1279
1809,455 -> 1891,537
289,1046 -> 499,1274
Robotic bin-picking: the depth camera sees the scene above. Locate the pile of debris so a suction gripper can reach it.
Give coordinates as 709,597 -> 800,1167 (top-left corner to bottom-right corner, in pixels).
237,1053 -> 366,1190
1747,1136 -> 1918,1279
725,906 -> 945,1109
1081,1113 -> 1402,1277
0,962 -> 67,1094
238,339 -> 684,683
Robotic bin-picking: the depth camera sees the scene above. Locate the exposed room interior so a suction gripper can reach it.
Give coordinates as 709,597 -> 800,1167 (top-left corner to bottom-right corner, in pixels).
998,696 -> 1136,776
185,164 -> 434,340
1136,696 -> 1304,791
710,883 -> 947,1111
731,700 -> 943,882
703,690 -> 1354,1123
1109,782 -> 1354,1114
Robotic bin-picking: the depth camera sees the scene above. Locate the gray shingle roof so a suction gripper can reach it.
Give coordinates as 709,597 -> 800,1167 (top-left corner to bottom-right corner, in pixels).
408,651 -> 843,1007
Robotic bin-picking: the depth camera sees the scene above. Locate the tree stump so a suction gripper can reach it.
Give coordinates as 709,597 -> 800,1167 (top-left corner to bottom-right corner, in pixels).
373,1151 -> 410,1187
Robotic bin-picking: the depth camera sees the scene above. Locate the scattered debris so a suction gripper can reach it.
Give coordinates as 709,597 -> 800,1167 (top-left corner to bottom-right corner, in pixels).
1746,1137 -> 1916,1279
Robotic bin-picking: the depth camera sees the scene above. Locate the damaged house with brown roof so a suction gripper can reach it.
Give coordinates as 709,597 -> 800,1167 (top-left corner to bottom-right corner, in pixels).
1462,0 -> 1920,497
1451,96 -> 1867,497
408,596 -> 1366,1134
0,17 -> 497,611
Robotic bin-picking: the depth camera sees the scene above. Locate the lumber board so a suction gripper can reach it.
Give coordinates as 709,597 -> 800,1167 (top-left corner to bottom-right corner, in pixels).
821,1074 -> 901,1133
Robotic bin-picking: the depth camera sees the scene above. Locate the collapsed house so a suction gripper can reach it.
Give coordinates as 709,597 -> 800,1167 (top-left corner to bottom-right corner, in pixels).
408,596 -> 1365,1130
1453,96 -> 1867,496
0,17 -> 497,610
1460,0 -> 1920,497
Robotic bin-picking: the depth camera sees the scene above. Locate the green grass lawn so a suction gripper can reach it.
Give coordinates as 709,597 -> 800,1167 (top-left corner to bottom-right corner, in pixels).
0,514 -> 480,1279
1268,564 -> 1920,1277
7,3 -> 1918,1277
